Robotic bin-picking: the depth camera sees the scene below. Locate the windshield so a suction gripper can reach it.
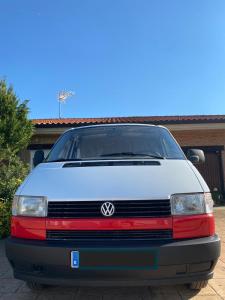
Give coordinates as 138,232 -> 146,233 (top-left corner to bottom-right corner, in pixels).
46,125 -> 185,162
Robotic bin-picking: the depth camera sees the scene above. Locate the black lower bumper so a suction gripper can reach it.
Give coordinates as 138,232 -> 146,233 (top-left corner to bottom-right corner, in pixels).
5,235 -> 220,286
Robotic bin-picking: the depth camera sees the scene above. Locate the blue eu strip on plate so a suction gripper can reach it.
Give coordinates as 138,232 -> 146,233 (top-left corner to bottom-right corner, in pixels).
71,251 -> 79,268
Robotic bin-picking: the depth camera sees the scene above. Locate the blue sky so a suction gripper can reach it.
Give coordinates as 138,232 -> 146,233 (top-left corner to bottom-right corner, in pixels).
1,1 -> 225,119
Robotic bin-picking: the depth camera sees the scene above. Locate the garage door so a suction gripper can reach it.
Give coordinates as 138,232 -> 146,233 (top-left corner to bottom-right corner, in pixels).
196,151 -> 223,192
183,147 -> 224,193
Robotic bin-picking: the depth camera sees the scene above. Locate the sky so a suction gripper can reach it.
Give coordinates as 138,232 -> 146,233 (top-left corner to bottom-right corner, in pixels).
1,0 -> 225,119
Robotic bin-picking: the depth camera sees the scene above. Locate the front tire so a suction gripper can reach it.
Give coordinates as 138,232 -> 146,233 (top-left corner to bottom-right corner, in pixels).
188,280 -> 208,290
26,281 -> 48,291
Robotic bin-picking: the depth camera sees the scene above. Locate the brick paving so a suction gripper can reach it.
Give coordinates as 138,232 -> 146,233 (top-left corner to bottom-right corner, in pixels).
0,207 -> 224,300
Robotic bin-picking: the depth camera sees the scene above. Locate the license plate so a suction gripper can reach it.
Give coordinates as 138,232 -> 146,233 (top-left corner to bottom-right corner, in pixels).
70,249 -> 157,270
71,251 -> 79,268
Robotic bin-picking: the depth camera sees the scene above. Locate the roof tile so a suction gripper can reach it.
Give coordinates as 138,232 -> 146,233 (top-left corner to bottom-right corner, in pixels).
32,115 -> 225,126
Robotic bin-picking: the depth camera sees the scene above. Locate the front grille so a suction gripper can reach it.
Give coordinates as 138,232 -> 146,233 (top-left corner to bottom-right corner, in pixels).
48,200 -> 171,218
46,229 -> 173,241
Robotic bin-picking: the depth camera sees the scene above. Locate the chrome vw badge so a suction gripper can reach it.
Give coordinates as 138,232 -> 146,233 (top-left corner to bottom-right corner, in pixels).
101,202 -> 115,217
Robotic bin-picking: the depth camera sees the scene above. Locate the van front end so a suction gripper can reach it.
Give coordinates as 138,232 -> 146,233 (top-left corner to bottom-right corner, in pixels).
5,125 -> 221,289
6,194 -> 220,287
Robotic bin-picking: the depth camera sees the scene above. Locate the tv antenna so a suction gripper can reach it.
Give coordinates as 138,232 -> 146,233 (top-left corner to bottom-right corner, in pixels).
57,90 -> 75,118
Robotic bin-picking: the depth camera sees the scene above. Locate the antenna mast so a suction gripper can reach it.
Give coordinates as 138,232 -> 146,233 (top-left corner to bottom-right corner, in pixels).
57,90 -> 75,118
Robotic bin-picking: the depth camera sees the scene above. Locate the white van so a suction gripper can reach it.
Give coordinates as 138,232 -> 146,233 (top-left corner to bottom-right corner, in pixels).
6,124 -> 220,290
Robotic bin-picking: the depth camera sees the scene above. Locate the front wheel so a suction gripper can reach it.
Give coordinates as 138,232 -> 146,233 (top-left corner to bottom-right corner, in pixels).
188,280 -> 208,290
26,281 -> 48,291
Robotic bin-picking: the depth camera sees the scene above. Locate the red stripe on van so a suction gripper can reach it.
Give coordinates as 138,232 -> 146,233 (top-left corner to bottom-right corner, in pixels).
173,213 -> 215,239
11,214 -> 215,240
11,216 -> 46,240
11,216 -> 172,239
46,217 -> 172,231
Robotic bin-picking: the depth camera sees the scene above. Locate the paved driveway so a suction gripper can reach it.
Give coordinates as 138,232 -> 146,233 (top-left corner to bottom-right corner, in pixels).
0,207 -> 224,300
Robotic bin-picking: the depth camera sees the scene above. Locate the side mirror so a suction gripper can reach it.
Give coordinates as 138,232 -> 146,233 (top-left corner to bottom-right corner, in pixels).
187,149 -> 205,164
33,150 -> 45,167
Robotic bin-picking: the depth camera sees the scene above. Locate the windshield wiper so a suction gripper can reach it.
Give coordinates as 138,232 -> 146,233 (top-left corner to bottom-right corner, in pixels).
46,158 -> 82,163
47,153 -> 165,162
100,152 -> 165,159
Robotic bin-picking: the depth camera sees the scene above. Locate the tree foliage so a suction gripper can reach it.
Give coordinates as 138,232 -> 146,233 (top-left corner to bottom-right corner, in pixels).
0,80 -> 33,237
0,149 -> 28,200
0,80 -> 33,153
0,198 -> 11,238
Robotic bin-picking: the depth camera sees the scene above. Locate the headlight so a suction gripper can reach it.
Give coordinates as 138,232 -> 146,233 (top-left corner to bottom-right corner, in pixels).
171,193 -> 213,215
12,196 -> 47,217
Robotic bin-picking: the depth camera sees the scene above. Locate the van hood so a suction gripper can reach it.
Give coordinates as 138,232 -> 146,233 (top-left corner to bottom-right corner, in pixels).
17,160 -> 206,201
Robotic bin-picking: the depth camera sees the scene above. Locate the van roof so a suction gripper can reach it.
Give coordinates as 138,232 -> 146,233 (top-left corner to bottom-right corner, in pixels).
65,123 -> 168,133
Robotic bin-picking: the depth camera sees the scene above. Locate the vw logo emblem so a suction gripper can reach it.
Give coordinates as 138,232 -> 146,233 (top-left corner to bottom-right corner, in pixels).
101,202 -> 115,217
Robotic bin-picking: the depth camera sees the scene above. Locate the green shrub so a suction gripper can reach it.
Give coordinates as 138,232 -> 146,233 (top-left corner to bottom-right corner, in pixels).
0,152 -> 29,238
0,150 -> 29,200
0,198 -> 12,238
0,79 -> 33,238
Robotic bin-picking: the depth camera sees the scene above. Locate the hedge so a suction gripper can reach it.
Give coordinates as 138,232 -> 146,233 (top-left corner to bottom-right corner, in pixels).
0,198 -> 11,238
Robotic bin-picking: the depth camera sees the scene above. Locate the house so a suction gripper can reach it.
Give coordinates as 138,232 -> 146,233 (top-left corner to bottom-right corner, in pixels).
20,115 -> 225,203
